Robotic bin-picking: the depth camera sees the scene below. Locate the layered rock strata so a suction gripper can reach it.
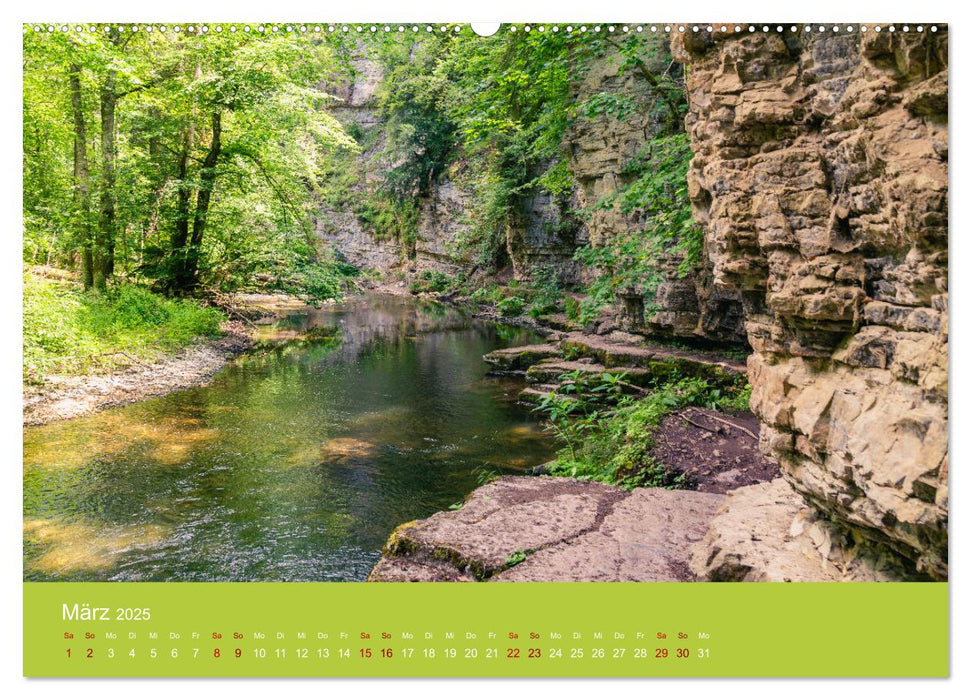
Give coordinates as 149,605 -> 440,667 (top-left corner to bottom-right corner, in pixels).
567,44 -> 746,343
690,478 -> 926,582
672,26 -> 948,579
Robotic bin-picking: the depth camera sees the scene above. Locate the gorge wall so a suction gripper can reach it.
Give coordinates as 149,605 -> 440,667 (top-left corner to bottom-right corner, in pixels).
316,55 -> 469,276
672,26 -> 948,579
566,47 -> 746,343
316,44 -> 747,347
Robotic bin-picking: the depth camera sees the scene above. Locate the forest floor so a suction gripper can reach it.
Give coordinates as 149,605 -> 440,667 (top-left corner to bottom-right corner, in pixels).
650,407 -> 780,493
23,322 -> 253,426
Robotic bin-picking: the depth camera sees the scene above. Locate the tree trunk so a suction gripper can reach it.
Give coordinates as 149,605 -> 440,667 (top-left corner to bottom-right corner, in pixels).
93,68 -> 118,291
140,107 -> 164,263
68,63 -> 94,289
170,122 -> 194,291
182,110 -> 222,291
169,64 -> 202,293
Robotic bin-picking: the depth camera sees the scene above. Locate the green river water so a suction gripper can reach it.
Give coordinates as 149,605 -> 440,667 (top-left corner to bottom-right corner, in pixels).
23,294 -> 555,582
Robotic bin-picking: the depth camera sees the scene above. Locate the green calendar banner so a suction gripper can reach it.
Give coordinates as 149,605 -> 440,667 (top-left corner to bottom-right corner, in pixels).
23,583 -> 948,677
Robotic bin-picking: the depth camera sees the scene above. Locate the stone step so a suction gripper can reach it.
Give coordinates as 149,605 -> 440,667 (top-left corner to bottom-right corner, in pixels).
559,332 -> 746,386
482,344 -> 560,373
525,359 -> 652,387
517,383 -> 561,404
534,312 -> 583,333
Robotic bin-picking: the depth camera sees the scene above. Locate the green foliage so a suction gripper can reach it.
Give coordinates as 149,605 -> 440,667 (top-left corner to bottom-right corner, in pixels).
505,550 -> 528,567
409,270 -> 453,295
468,283 -> 505,305
461,265 -> 564,317
459,169 -> 518,268
472,467 -> 502,486
275,260 -> 358,306
354,195 -> 419,248
24,271 -> 224,379
564,296 -> 582,322
533,373 -> 751,490
574,133 -> 699,324
577,92 -> 638,121
377,37 -> 458,200
526,264 -> 564,318
496,296 -> 525,317
536,160 -> 575,201
428,30 -> 591,269
23,26 -> 358,296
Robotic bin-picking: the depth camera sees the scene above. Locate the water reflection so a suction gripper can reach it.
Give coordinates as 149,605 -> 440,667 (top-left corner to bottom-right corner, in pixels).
23,294 -> 554,581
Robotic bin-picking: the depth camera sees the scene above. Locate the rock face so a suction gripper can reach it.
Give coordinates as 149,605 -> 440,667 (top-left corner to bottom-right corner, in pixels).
506,166 -> 581,284
315,45 -> 747,348
672,27 -> 948,579
369,476 -> 725,582
316,54 -> 469,274
316,56 -> 401,271
414,177 -> 471,275
567,45 -> 747,344
690,478 -> 925,582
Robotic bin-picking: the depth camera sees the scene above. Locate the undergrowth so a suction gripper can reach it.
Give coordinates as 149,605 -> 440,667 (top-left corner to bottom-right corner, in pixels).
23,271 -> 224,380
533,371 -> 751,490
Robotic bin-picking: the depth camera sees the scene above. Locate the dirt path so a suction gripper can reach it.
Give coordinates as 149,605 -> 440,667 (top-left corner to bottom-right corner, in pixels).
23,325 -> 253,427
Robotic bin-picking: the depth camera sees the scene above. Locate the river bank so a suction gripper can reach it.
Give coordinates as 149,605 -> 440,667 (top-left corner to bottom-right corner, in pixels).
24,294 -> 553,581
23,323 -> 254,426
20,281 -> 532,428
22,292 -> 320,427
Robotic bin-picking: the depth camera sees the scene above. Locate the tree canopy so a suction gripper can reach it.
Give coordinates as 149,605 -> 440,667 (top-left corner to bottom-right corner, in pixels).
24,25 -> 358,297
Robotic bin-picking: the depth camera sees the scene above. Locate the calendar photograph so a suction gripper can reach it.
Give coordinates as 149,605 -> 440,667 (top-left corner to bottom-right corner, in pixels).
20,19 -> 949,678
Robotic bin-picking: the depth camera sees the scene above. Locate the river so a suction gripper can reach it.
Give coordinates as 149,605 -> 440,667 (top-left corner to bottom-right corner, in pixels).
23,294 -> 555,582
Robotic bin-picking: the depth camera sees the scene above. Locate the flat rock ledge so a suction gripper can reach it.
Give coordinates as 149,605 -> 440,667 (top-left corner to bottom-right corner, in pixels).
368,476 -> 725,582
482,344 -> 560,373
689,478 -> 929,582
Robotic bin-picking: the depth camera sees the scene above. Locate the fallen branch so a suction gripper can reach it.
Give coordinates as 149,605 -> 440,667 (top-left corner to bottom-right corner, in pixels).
615,379 -> 647,395
682,408 -> 759,440
226,309 -> 258,328
678,410 -> 722,435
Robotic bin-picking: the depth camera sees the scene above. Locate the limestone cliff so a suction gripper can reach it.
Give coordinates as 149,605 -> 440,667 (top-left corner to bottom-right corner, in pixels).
567,44 -> 746,343
316,55 -> 468,274
316,55 -> 398,270
672,26 -> 948,579
316,45 -> 748,349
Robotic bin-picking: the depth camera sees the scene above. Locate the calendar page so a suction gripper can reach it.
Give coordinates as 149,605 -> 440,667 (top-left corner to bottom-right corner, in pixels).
20,17 -> 949,680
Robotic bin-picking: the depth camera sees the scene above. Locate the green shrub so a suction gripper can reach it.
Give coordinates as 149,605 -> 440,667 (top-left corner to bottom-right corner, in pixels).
469,284 -> 503,305
564,296 -> 581,321
534,374 -> 753,490
526,264 -> 563,318
409,270 -> 453,295
275,260 -> 357,305
496,296 -> 525,317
